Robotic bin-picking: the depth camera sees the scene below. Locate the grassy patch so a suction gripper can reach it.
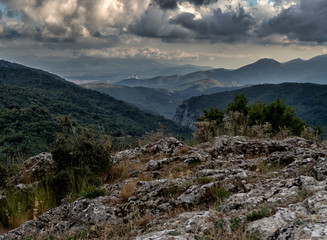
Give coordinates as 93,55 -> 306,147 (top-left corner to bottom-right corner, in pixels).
210,185 -> 229,204
108,163 -> 130,183
197,177 -> 213,185
246,206 -> 275,222
230,217 -> 241,232
169,230 -> 181,236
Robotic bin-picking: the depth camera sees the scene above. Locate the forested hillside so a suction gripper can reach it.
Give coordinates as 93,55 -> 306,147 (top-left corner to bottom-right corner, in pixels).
0,60 -> 191,158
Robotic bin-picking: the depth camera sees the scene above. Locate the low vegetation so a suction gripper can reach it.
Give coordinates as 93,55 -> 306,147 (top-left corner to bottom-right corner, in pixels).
194,94 -> 321,142
0,119 -> 114,232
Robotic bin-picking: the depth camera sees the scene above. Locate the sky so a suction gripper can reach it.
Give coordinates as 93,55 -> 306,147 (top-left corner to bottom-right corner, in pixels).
0,0 -> 327,69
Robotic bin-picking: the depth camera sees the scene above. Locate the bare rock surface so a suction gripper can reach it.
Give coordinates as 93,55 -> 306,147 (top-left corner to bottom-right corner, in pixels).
1,136 -> 327,239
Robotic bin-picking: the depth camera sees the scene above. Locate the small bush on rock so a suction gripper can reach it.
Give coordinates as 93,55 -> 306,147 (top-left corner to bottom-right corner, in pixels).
81,186 -> 106,199
246,206 -> 275,222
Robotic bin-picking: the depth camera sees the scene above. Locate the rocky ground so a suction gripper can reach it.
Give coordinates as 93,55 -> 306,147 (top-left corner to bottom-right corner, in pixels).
1,136 -> 327,240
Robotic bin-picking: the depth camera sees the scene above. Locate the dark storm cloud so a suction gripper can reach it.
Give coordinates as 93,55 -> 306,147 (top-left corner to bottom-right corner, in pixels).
129,6 -> 191,40
152,0 -> 218,10
0,10 -> 2,19
171,7 -> 253,42
187,0 -> 218,6
130,4 -> 254,42
153,0 -> 178,10
260,0 -> 327,43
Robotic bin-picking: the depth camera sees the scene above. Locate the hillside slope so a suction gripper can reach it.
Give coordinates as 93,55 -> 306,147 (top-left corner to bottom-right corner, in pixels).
83,83 -> 241,119
173,83 -> 327,129
0,60 -> 191,157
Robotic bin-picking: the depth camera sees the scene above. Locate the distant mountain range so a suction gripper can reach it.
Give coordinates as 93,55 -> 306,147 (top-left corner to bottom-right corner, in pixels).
84,54 -> 327,120
116,54 -> 327,88
173,83 -> 327,130
6,56 -> 213,83
0,60 -> 191,158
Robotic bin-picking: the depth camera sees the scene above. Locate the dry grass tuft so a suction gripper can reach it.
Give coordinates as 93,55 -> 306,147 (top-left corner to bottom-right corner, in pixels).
109,163 -> 130,183
176,146 -> 189,156
120,181 -> 136,202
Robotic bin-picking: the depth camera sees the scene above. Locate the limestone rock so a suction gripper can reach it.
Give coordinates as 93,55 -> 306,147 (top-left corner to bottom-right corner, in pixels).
22,152 -> 56,180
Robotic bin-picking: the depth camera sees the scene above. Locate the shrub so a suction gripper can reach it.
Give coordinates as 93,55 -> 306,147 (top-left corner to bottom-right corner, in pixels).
51,131 -> 112,175
49,118 -> 112,202
193,121 -> 216,143
81,186 -> 106,199
0,165 -> 7,188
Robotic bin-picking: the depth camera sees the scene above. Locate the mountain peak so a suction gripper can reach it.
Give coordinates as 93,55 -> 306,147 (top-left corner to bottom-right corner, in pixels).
254,58 -> 281,65
284,58 -> 304,65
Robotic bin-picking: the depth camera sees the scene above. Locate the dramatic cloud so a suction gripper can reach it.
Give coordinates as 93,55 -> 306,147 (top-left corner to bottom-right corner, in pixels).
152,0 -> 218,10
171,7 -> 254,42
131,0 -> 254,42
129,6 -> 191,40
1,0 -> 151,43
0,0 -> 327,64
259,0 -> 327,44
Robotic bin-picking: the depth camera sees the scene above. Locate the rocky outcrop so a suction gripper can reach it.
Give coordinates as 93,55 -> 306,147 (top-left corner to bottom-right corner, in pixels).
22,152 -> 56,180
1,136 -> 327,239
172,100 -> 202,129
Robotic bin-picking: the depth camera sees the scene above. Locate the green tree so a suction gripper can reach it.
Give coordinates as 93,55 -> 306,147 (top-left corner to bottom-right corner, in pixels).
226,94 -> 248,115
248,102 -> 266,125
264,99 -> 306,135
198,106 -> 224,126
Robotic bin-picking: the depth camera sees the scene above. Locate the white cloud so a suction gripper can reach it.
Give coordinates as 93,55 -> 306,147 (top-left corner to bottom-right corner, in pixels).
80,46 -> 198,61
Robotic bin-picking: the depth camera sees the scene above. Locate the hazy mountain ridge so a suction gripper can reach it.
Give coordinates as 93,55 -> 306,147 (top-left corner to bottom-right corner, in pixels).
83,82 -> 241,119
116,55 -> 327,88
173,83 -> 327,129
6,56 -> 213,83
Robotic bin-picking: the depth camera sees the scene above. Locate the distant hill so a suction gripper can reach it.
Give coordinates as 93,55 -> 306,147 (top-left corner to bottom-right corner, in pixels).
83,83 -> 241,119
0,60 -> 191,158
116,55 -> 327,88
173,83 -> 327,129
